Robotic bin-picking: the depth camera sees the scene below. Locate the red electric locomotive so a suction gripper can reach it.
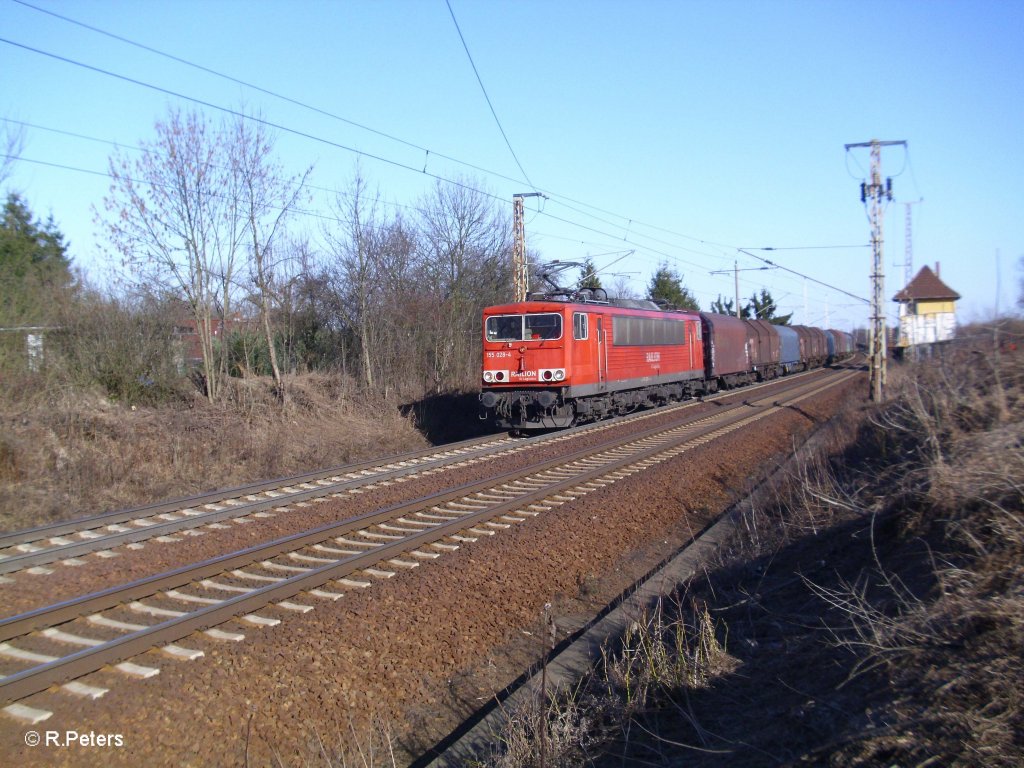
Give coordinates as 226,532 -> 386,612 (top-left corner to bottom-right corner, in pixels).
479,299 -> 704,430
479,265 -> 851,431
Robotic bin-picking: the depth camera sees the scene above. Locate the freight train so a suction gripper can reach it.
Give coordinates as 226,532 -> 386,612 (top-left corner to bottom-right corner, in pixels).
478,297 -> 853,431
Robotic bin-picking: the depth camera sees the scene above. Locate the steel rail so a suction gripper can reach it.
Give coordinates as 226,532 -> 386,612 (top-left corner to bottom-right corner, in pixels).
0,368 -> 845,634
0,433 -> 509,550
0,369 -> 857,705
0,364 -> 831,551
0,368 -> 830,575
0,392 -> 756,640
0,436 -> 525,575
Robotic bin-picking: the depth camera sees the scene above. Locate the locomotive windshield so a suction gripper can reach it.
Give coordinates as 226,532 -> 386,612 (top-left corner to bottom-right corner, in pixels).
486,313 -> 562,341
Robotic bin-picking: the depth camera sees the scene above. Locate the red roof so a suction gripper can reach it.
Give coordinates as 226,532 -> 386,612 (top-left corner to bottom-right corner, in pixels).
893,265 -> 960,302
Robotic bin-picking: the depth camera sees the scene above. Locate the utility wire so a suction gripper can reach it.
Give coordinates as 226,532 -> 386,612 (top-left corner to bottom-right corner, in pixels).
13,2 -> 431,160
11,0 -> 534,191
9,151 -> 857,320
0,117 -> 423,216
740,244 -> 870,251
9,4 -> 707,258
3,153 -> 357,227
4,149 -> 722,291
0,46 -> 725,281
737,248 -> 869,304
0,37 -> 517,207
445,0 -> 535,191
3,20 -> 868,313
8,1 -> 769,259
0,112 -> 723,290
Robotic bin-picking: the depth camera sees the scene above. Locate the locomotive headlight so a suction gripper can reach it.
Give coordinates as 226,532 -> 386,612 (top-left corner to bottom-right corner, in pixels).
554,369 -> 565,381
542,370 -> 553,381
539,368 -> 566,382
483,371 -> 494,383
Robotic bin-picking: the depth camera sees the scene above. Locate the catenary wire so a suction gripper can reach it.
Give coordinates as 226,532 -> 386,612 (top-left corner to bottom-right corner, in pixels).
5,1 -> 752,257
2,31 -> 871,319
444,0 -> 535,191
8,4 -> 869,287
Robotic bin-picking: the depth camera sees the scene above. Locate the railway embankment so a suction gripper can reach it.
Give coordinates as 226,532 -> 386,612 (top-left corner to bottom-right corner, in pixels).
0,373 -> 430,533
0,369 -> 857,767
470,346 -> 1023,767
2,349 -> 1019,767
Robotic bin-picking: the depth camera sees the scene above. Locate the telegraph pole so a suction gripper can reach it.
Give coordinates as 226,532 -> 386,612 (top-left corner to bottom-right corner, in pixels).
512,192 -> 544,302
845,139 -> 906,402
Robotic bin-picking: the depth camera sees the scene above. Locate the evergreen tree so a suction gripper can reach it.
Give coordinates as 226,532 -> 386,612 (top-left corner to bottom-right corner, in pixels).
710,294 -> 734,315
647,262 -> 699,310
578,257 -> 602,291
0,193 -> 74,325
741,288 -> 792,325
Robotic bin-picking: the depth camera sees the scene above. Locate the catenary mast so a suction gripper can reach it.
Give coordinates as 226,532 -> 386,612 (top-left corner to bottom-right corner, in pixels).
845,139 -> 906,402
512,193 -> 544,302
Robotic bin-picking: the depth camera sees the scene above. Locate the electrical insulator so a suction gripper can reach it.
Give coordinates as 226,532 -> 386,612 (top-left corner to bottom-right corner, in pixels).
886,177 -> 893,201
860,182 -> 866,203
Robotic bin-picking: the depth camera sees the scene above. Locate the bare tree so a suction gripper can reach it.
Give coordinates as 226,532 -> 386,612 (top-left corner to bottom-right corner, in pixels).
609,275 -> 640,300
416,178 -> 511,390
1018,255 -> 1024,310
1,119 -> 25,189
369,213 -> 420,397
232,114 -> 312,393
324,167 -> 384,390
100,108 -> 247,401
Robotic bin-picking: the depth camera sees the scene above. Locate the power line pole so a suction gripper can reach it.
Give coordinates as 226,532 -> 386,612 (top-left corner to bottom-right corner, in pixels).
512,192 -> 544,302
845,139 -> 906,403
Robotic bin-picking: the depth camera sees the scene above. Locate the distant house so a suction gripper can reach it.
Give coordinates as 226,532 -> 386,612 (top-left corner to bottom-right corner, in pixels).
172,313 -> 250,367
893,263 -> 960,354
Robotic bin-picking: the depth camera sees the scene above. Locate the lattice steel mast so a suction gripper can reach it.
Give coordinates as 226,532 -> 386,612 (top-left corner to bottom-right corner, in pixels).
512,193 -> 544,302
903,199 -> 923,291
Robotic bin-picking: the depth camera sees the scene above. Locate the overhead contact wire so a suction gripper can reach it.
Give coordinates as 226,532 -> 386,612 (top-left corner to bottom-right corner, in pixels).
444,0 -> 535,191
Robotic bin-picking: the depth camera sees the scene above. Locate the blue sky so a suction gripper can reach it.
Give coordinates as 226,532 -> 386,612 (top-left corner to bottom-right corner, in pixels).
2,0 -> 1022,331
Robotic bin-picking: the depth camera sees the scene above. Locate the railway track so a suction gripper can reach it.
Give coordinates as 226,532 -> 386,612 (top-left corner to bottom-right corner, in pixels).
0,368 -> 826,579
0,435 -> 511,577
0,367 -> 857,724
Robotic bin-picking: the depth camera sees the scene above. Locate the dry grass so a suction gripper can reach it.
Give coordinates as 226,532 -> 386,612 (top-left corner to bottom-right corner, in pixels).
599,598 -> 735,713
0,371 -> 428,532
713,342 -> 1023,766
475,596 -> 737,768
483,683 -> 602,768
798,345 -> 1024,766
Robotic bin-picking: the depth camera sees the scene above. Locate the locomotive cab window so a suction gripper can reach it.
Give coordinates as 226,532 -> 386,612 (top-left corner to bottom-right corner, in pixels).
525,313 -> 562,340
486,315 -> 523,341
573,312 -> 588,340
486,313 -> 563,342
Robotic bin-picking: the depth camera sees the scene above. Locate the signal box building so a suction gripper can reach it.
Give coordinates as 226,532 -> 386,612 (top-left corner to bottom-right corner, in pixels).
893,263 -> 960,354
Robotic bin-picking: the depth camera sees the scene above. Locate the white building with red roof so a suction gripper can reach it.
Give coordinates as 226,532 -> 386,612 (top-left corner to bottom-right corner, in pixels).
893,263 -> 960,350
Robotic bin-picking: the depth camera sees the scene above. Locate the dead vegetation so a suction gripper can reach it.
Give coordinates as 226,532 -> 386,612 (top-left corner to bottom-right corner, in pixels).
0,371 -> 428,532
480,341 -> 1023,766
